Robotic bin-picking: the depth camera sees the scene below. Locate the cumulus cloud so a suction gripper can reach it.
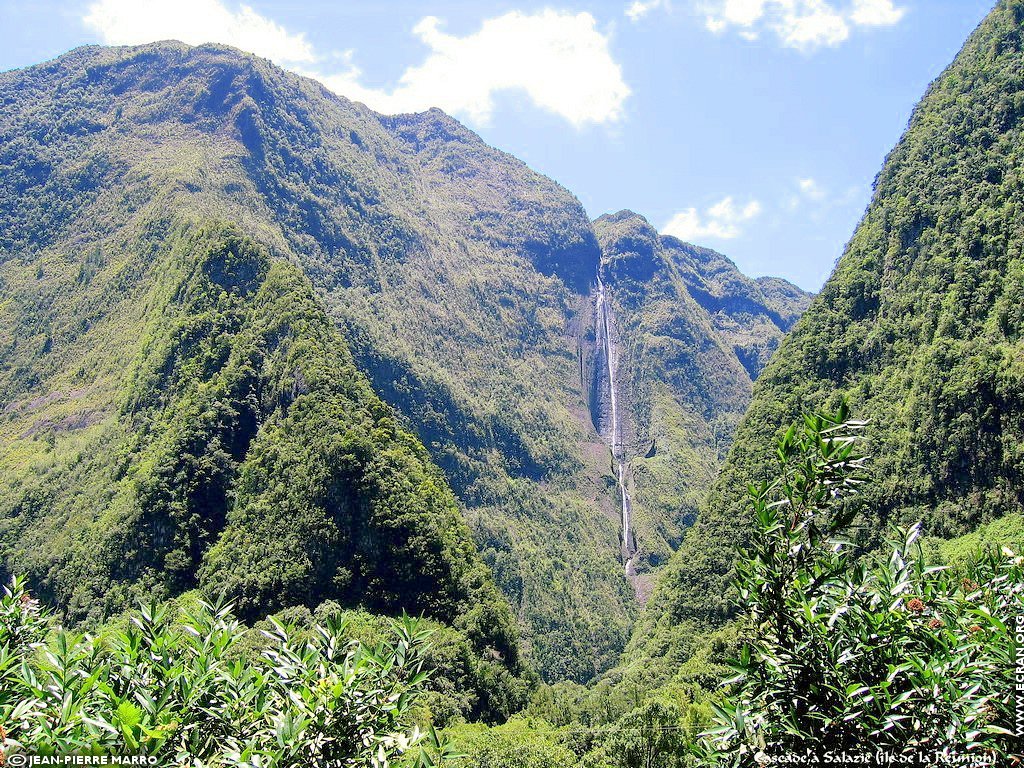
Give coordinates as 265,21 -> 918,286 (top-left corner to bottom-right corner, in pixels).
786,176 -> 828,211
663,196 -> 762,241
319,12 -> 630,126
84,0 -> 315,63
704,0 -> 767,31
83,0 -> 629,128
786,176 -> 867,220
699,0 -> 905,51
777,2 -> 849,49
626,0 -> 670,22
850,0 -> 905,26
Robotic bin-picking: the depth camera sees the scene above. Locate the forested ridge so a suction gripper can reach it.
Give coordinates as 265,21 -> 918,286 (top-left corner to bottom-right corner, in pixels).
0,218 -> 531,717
629,0 -> 1024,679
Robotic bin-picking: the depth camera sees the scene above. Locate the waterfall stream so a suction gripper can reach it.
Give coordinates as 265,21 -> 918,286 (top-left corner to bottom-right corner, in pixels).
596,276 -> 637,577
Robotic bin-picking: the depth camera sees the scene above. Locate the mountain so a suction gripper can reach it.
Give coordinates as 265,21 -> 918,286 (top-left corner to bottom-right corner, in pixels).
0,42 -> 808,683
590,211 -> 809,595
628,0 -> 1024,671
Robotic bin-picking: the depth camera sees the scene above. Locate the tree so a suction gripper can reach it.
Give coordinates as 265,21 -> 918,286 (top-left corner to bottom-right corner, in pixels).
604,700 -> 690,768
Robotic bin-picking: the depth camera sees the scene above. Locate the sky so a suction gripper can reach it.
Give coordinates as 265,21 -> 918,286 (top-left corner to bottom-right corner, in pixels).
0,0 -> 996,291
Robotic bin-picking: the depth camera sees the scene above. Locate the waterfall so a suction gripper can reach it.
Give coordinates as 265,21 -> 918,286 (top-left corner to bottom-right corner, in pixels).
595,275 -> 637,577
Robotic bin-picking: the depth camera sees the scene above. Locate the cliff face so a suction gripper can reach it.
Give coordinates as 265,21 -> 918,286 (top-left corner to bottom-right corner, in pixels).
0,43 -> 809,682
589,212 -> 810,596
668,238 -> 812,377
0,41 -> 625,682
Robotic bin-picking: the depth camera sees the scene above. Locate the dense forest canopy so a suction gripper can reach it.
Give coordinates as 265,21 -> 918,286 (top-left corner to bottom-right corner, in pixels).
4,1 -> 1024,764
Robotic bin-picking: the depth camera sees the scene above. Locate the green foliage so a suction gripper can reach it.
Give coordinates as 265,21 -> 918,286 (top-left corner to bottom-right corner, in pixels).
927,511 -> 1024,565
592,212 -> 810,577
601,701 -> 693,768
701,410 -> 1024,763
447,696 -> 712,768
631,0 -> 1024,671
446,717 -> 577,768
511,626 -> 737,768
0,42 -> 811,682
236,604 -> 529,729
0,577 -> 447,767
0,223 -> 529,720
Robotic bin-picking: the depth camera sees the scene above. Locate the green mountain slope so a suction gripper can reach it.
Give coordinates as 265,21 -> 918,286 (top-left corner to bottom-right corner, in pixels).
0,217 -> 528,714
0,41 -> 622,682
0,42 -> 808,683
590,211 -> 807,595
628,0 -> 1024,669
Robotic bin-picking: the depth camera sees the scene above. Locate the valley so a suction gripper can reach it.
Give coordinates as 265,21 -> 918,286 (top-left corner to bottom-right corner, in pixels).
3,2 -> 1024,764
0,42 -> 806,685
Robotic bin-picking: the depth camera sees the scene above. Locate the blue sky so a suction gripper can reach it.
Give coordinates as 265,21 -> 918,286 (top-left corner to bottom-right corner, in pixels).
0,0 -> 995,290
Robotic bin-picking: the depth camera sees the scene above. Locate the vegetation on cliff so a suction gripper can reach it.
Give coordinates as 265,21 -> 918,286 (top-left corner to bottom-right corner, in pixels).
630,0 -> 1024,672
0,223 -> 529,720
0,42 -> 809,683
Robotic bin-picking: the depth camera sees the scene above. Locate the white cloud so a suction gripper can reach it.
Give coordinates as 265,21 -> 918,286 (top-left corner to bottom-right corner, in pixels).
786,176 -> 828,210
700,0 -> 905,51
663,196 -> 762,241
850,0 -> 905,26
318,12 -> 629,127
786,177 -> 869,219
84,0 -> 315,63
83,1 -> 629,128
797,177 -> 826,200
626,0 -> 669,22
708,0 -> 767,30
776,1 -> 849,49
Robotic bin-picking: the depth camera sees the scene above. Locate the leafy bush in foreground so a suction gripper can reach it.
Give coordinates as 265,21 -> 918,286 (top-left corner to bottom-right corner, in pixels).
702,407 -> 1024,764
0,578 -> 443,766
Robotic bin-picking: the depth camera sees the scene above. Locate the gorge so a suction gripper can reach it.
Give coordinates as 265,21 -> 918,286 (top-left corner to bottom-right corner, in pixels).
3,2 -> 1024,762
0,41 -> 808,685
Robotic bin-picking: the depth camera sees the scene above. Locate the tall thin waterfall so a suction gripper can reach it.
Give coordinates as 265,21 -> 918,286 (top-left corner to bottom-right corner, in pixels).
595,275 -> 637,577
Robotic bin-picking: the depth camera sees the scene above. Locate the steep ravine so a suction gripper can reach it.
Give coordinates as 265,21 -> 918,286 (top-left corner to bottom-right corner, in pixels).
0,44 -> 816,685
590,210 -> 812,596
593,275 -> 640,587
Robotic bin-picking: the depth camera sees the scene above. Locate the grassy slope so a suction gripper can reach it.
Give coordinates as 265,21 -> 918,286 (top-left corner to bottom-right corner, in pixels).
0,42 -> 627,682
0,215 -> 530,711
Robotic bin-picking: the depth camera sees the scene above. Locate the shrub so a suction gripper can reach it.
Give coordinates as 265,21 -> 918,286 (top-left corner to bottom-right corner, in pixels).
701,406 -> 1024,764
0,577 -> 445,766
445,717 -> 576,768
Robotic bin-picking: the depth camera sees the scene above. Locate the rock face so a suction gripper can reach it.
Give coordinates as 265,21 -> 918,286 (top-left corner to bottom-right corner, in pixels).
670,241 -> 812,377
0,43 -> 809,683
591,275 -> 638,582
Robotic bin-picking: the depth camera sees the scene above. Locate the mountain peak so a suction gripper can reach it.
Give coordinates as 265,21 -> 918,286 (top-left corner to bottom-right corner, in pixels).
0,40 -> 611,682
594,210 -> 661,284
0,40 -> 807,687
